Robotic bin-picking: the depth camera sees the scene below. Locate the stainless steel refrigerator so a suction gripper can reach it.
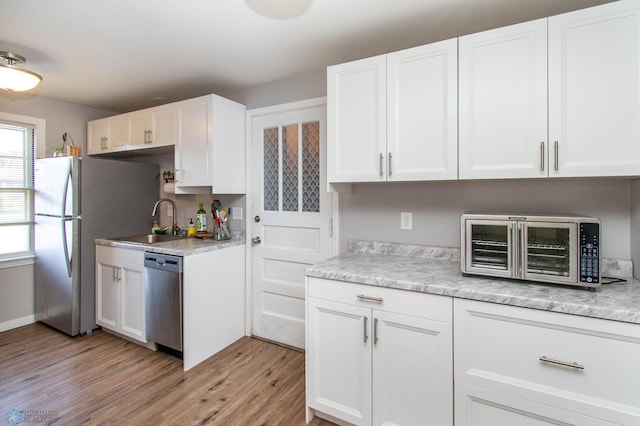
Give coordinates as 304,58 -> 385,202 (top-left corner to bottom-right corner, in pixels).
35,156 -> 159,336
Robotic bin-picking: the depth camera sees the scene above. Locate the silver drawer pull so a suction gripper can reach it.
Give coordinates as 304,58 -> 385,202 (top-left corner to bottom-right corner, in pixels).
357,294 -> 383,303
539,355 -> 584,370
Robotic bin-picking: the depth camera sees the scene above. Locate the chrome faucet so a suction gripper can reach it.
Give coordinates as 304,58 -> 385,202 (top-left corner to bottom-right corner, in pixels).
151,198 -> 180,235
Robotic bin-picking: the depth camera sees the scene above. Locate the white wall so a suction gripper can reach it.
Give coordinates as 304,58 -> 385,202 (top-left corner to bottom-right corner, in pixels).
0,93 -> 117,330
340,179 -> 632,260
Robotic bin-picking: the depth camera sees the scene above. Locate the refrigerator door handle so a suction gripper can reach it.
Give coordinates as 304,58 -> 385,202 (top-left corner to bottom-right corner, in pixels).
62,218 -> 73,278
61,159 -> 72,217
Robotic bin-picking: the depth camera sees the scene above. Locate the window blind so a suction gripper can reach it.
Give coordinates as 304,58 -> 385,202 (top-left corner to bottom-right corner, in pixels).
0,123 -> 34,226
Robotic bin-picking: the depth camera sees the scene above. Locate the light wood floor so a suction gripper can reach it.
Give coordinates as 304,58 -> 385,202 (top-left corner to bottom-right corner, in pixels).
0,323 -> 334,425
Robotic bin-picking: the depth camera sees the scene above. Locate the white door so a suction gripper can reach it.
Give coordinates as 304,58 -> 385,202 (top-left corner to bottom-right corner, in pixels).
251,103 -> 333,349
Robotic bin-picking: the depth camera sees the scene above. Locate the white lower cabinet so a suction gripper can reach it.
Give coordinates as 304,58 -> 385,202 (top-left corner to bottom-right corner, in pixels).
95,245 -> 146,343
454,299 -> 640,425
306,277 -> 453,425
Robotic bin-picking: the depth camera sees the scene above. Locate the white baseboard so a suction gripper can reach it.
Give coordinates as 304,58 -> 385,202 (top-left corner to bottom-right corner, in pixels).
0,315 -> 36,333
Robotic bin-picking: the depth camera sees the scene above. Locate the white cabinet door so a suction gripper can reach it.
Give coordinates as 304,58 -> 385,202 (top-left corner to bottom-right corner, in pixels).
328,55 -> 387,183
175,96 -> 212,187
127,111 -> 151,148
95,259 -> 118,330
307,297 -> 372,426
459,19 -> 548,179
549,0 -> 640,178
387,39 -> 458,181
128,106 -> 175,150
87,119 -> 107,155
372,310 -> 453,426
119,261 -> 145,341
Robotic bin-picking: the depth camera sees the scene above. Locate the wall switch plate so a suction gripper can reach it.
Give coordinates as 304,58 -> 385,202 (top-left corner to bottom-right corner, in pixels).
233,207 -> 243,220
401,212 -> 413,230
167,205 -> 173,217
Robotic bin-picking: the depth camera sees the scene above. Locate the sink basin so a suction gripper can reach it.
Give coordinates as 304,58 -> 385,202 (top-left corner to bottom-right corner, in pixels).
109,233 -> 185,245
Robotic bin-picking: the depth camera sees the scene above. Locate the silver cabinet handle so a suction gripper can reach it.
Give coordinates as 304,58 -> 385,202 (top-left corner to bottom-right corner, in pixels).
145,129 -> 153,144
379,153 -> 384,177
540,141 -> 545,172
554,141 -> 559,171
373,317 -> 379,345
363,315 -> 368,343
252,236 -> 261,244
388,152 -> 392,177
357,294 -> 383,303
539,355 -> 584,370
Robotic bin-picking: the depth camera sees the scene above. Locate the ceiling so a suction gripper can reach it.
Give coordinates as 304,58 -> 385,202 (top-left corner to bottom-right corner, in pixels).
1,0 -> 613,113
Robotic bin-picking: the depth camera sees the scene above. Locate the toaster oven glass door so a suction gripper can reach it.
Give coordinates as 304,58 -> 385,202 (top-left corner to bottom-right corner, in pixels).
465,220 -> 514,278
522,222 -> 577,284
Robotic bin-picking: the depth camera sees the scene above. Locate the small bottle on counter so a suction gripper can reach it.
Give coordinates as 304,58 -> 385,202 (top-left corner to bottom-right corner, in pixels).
187,219 -> 196,237
151,220 -> 160,234
196,203 -> 207,232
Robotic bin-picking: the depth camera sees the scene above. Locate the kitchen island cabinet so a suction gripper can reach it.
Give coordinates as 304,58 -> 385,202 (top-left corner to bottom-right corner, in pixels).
327,38 -> 457,183
95,236 -> 245,370
95,245 -> 147,344
306,277 -> 453,425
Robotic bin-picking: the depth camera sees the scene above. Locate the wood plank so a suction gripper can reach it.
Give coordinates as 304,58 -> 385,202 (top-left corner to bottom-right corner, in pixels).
0,324 -> 334,425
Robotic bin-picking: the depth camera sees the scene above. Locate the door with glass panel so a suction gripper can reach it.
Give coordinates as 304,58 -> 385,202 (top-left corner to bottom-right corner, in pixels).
523,222 -> 577,284
251,104 -> 332,349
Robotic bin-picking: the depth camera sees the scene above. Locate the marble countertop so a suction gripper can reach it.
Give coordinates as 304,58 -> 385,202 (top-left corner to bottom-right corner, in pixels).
305,240 -> 640,325
95,232 -> 244,256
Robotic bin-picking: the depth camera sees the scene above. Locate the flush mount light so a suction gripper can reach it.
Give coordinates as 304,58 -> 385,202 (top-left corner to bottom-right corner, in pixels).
244,0 -> 312,19
0,51 -> 43,92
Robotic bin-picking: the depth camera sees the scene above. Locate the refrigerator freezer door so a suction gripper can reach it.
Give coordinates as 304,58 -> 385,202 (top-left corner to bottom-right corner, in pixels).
35,215 -> 80,335
34,157 -> 80,217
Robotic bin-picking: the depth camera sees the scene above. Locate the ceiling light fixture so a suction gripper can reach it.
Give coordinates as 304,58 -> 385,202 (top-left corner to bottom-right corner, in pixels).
0,51 -> 43,92
244,0 -> 312,19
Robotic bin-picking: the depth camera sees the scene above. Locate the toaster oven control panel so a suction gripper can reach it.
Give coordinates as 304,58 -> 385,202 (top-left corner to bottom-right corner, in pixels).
579,223 -> 599,283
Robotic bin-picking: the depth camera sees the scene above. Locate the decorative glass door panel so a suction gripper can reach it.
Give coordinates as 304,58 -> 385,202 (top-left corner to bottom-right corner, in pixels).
523,223 -> 576,283
465,220 -> 513,278
263,122 -> 320,213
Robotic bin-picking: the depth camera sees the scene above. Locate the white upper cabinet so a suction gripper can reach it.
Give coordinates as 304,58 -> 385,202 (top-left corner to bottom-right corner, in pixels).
387,39 -> 458,181
328,39 -> 458,183
127,105 -> 175,150
328,55 -> 387,183
459,19 -> 548,179
549,0 -> 640,178
87,115 -> 127,155
174,94 -> 246,194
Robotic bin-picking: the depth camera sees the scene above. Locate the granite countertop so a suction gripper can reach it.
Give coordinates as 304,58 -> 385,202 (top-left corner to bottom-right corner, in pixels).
95,232 -> 245,256
305,240 -> 640,325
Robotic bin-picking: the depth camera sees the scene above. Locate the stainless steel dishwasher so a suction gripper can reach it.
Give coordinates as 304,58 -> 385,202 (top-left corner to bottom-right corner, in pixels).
144,252 -> 183,353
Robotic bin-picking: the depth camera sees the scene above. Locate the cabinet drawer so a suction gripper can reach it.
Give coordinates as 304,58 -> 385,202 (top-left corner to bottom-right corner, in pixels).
307,277 -> 451,323
96,245 -> 143,265
454,299 -> 640,411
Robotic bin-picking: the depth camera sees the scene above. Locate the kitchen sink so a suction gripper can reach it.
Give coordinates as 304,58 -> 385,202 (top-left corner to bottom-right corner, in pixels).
109,233 -> 186,245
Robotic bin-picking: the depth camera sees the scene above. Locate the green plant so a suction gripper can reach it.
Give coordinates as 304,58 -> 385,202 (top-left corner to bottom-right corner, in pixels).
50,132 -> 75,155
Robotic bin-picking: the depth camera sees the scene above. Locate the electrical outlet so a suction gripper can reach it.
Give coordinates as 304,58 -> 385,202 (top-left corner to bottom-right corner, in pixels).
167,205 -> 173,217
232,207 -> 243,220
401,212 -> 413,230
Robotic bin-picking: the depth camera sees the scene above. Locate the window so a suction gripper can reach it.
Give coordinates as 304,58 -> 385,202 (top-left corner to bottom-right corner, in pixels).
0,112 -> 45,262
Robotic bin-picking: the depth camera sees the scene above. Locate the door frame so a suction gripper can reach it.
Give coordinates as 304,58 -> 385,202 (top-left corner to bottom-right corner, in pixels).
244,97 -> 340,337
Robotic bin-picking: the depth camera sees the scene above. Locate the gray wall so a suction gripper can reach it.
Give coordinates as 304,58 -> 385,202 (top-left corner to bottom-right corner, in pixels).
340,179 -> 632,260
0,93 -> 116,331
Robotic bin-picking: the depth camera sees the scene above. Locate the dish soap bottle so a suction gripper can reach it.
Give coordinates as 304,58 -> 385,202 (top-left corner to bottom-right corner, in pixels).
196,203 -> 207,232
187,219 -> 196,237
